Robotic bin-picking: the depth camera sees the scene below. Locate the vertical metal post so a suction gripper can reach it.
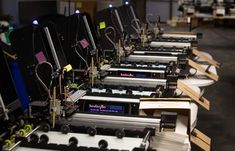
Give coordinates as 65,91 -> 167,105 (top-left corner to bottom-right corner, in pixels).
0,93 -> 9,120
169,0 -> 173,20
68,0 -> 71,16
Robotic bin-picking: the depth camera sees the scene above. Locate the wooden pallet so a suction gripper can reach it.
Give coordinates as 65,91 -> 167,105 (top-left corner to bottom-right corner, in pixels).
177,80 -> 210,110
192,48 -> 221,68
191,128 -> 211,151
188,59 -> 219,81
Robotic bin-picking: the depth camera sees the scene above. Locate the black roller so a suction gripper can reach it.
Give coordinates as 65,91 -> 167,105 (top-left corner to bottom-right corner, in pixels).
183,47 -> 187,53
16,117 -> 25,127
41,123 -> 50,132
69,137 -> 78,146
147,46 -> 151,50
156,85 -> 164,92
106,88 -> 112,94
124,60 -> 129,64
87,87 -> 92,92
39,134 -> 49,144
98,139 -> 108,149
30,133 -> 39,144
154,61 -> 159,65
98,84 -> 104,90
139,61 -> 144,65
115,129 -> 125,139
87,127 -> 97,136
60,125 -> 70,134
132,62 -> 136,67
165,66 -> 171,74
126,89 -> 132,95
147,63 -> 152,67
138,86 -> 144,92
150,93 -> 157,98
169,61 -> 175,67
113,63 -> 120,67
118,85 -> 124,91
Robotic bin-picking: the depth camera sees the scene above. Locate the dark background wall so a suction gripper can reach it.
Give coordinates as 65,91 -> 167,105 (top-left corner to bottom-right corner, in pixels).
1,0 -> 19,24
132,0 -> 146,21
1,0 -> 178,25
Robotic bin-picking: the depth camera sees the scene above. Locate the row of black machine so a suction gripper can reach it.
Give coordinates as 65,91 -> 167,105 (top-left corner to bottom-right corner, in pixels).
0,2 -> 220,151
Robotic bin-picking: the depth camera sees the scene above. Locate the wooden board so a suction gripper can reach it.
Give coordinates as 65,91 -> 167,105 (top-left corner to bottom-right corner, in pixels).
188,59 -> 219,81
192,128 -> 211,145
191,128 -> 211,151
140,98 -> 192,101
177,80 -> 210,110
3,50 -> 17,60
163,31 -> 196,35
192,48 -> 221,68
191,135 -> 211,151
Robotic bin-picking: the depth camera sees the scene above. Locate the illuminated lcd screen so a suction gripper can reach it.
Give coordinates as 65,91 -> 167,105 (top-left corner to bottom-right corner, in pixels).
119,72 -> 149,78
86,102 -> 125,114
135,73 -> 147,78
120,72 -> 134,77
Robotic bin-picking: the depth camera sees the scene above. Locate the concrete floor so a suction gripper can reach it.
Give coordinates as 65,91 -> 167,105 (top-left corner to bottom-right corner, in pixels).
164,24 -> 235,151
195,25 -> 235,151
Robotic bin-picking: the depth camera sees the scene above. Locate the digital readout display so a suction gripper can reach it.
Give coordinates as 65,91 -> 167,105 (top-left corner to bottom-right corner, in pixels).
87,102 -> 125,113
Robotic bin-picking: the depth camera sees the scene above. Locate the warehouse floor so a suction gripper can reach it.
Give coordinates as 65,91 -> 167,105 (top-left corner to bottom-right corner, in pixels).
195,25 -> 235,151
164,23 -> 235,151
